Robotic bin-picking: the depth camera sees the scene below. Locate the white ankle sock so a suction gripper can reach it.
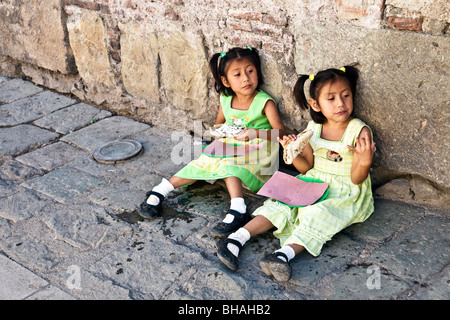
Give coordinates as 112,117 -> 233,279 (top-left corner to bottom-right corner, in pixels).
222,197 -> 246,223
146,178 -> 174,205
226,228 -> 250,257
274,246 -> 296,262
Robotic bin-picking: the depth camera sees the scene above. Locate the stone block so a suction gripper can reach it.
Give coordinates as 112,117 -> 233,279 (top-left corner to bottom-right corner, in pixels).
289,233 -> 365,286
409,176 -> 443,202
0,125 -> 59,156
367,215 -> 450,282
328,265 -> 410,299
0,160 -> 45,181
61,116 -> 150,152
0,90 -> 77,126
0,189 -> 53,223
119,22 -> 160,104
66,6 -> 115,88
21,167 -> 107,203
88,171 -> 163,214
158,28 -> 209,119
16,142 -> 86,171
0,79 -> 43,104
374,178 -> 414,202
33,103 -> 112,134
0,0 -> 75,74
42,203 -> 132,250
0,254 -> 48,300
60,270 -> 130,300
89,229 -> 203,299
25,285 -> 76,300
345,199 -> 424,242
411,270 -> 450,300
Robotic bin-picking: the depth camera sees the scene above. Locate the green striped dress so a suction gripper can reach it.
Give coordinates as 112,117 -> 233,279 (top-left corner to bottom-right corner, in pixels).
174,90 -> 279,192
253,118 -> 374,256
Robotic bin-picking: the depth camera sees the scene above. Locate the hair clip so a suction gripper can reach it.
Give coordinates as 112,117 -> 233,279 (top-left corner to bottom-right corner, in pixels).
309,74 -> 315,81
247,46 -> 252,51
339,67 -> 346,72
220,53 -> 226,58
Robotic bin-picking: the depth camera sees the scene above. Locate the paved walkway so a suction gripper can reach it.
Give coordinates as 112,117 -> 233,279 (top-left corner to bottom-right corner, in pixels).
0,76 -> 448,301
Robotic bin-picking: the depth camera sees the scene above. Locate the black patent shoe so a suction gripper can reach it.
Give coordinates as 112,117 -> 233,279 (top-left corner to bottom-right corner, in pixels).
259,252 -> 292,282
217,238 -> 243,271
138,191 -> 164,220
210,209 -> 251,238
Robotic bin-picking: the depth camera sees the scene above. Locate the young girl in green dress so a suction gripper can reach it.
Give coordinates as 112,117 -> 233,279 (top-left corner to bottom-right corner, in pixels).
217,64 -> 376,281
140,47 -> 286,238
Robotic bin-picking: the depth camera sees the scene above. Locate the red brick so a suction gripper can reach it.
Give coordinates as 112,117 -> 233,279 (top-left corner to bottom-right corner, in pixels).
262,14 -> 287,26
252,22 -> 283,37
337,6 -> 367,19
229,10 -> 262,21
229,36 -> 261,49
387,16 -> 423,31
227,19 -> 252,32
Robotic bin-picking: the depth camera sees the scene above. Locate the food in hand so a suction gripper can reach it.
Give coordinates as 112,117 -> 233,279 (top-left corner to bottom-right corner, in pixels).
210,123 -> 246,137
283,129 -> 313,164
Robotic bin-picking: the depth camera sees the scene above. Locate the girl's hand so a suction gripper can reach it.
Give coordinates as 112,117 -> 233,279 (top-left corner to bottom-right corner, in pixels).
235,128 -> 257,141
347,129 -> 376,167
347,128 -> 375,185
277,134 -> 297,148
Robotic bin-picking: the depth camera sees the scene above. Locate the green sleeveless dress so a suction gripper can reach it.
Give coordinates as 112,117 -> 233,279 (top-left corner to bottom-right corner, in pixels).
174,90 -> 279,192
253,118 -> 375,256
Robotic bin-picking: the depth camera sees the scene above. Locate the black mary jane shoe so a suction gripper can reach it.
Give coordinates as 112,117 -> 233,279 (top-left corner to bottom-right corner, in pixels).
210,209 -> 251,238
138,191 -> 164,220
217,238 -> 243,271
259,252 -> 292,282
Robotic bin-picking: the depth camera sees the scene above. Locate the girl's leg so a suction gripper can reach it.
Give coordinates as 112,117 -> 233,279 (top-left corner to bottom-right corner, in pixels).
222,176 -> 246,222
224,176 -> 244,198
168,176 -> 197,188
212,177 -> 249,237
243,215 -> 275,237
224,215 -> 275,256
273,244 -> 304,262
140,175 -> 197,220
217,215 -> 275,270
287,244 -> 304,255
146,176 -> 196,206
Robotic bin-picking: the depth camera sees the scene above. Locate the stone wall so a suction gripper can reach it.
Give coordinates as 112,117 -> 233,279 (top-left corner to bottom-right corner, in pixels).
1,0 -> 449,206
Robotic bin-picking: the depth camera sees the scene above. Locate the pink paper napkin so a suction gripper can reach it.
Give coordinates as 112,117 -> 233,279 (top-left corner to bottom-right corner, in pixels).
257,171 -> 329,207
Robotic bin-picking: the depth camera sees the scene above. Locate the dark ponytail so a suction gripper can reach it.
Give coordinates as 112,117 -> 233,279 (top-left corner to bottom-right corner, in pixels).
209,53 -> 224,95
341,64 -> 359,99
293,63 -> 360,124
293,74 -> 310,111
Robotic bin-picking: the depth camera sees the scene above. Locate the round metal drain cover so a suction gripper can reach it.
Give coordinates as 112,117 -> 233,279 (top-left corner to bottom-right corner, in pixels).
93,139 -> 143,164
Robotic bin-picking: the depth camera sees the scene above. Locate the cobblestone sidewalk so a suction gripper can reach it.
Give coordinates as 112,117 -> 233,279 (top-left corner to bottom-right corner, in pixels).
0,77 -> 448,300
